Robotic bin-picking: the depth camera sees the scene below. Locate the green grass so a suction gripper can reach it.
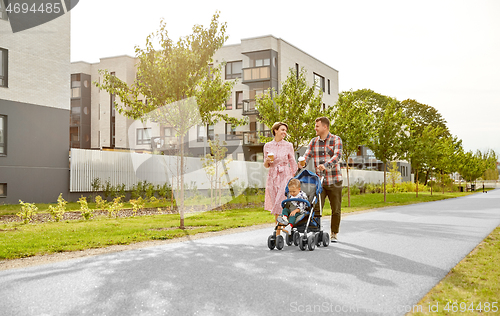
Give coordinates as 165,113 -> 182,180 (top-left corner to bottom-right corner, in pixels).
0,207 -> 273,260
0,190 -> 480,260
409,226 -> 500,315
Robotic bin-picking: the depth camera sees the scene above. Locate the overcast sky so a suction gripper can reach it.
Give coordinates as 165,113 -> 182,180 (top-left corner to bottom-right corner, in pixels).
71,0 -> 500,156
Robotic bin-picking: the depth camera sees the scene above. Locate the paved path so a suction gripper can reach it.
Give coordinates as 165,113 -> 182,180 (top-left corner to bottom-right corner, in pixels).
1,190 -> 500,316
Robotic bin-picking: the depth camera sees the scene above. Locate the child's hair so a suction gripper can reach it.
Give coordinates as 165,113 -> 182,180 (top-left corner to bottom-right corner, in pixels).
288,178 -> 301,189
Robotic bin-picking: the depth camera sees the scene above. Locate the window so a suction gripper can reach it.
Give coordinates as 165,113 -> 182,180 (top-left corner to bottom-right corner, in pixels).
225,61 -> 242,79
0,183 -> 6,198
198,124 -> 214,142
295,63 -> 299,79
0,48 -> 8,87
0,115 -> 6,155
328,79 -> 330,95
225,123 -> 243,140
314,73 -> 325,92
235,91 -> 243,109
226,94 -> 232,110
137,128 -> 152,145
254,58 -> 270,67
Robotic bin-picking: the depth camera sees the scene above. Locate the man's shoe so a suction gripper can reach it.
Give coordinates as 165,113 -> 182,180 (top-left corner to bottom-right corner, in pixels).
277,216 -> 289,225
331,233 -> 338,242
282,224 -> 292,235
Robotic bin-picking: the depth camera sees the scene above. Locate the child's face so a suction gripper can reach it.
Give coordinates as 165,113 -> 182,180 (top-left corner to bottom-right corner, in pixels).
289,186 -> 300,196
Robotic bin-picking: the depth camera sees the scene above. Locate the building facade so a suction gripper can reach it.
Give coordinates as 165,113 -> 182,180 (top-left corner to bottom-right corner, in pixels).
0,10 -> 71,204
71,35 -> 339,161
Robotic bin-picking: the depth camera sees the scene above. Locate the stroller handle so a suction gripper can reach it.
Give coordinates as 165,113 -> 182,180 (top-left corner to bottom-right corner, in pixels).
281,198 -> 311,209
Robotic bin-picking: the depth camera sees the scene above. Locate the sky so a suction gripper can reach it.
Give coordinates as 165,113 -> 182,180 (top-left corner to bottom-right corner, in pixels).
71,0 -> 500,156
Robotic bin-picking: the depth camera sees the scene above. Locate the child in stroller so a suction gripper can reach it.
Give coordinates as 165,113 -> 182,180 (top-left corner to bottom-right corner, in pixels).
277,178 -> 308,235
267,169 -> 330,251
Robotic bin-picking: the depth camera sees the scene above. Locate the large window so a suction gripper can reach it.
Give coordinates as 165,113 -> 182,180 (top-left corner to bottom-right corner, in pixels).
225,123 -> 242,141
225,94 -> 232,110
0,48 -> 7,88
314,73 -> 325,92
235,91 -> 243,109
225,61 -> 242,79
0,183 -> 6,198
137,128 -> 152,145
0,115 -> 6,155
197,124 -> 214,142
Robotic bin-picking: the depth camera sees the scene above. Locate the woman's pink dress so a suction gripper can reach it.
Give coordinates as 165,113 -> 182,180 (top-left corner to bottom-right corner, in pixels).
263,140 -> 298,215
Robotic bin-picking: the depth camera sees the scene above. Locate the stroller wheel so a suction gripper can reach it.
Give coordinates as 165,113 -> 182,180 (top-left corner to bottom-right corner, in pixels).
307,234 -> 316,251
276,235 -> 284,250
293,232 -> 300,246
267,235 -> 276,250
322,232 -> 330,247
285,233 -> 293,246
315,233 -> 322,247
299,236 -> 307,251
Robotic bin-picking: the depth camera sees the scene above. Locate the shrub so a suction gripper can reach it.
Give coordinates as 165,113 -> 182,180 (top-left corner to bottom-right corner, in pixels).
130,197 -> 145,217
48,193 -> 67,222
145,182 -> 155,200
95,195 -> 107,210
17,200 -> 38,224
117,184 -> 126,199
108,196 -> 123,218
78,196 -> 94,220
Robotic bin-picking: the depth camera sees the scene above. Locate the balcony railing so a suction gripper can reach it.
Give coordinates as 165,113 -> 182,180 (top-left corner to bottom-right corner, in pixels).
242,130 -> 272,146
242,100 -> 259,115
242,66 -> 270,82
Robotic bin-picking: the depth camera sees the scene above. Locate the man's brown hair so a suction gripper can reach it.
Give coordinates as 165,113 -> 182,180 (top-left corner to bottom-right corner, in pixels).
315,117 -> 330,128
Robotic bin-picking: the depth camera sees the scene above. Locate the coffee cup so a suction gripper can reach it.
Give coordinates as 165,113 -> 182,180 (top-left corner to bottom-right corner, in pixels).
298,156 -> 306,167
268,152 -> 274,162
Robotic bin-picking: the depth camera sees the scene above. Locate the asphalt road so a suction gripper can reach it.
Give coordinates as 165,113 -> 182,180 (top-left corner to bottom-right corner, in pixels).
1,189 -> 500,316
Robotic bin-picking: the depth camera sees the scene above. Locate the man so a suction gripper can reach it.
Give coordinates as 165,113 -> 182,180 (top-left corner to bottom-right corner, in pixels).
299,117 -> 343,242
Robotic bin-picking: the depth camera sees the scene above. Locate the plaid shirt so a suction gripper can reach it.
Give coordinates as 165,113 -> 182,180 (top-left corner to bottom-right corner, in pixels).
303,133 -> 343,185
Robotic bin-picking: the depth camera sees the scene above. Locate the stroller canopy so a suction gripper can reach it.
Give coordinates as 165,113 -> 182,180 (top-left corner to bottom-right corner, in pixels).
285,169 -> 323,197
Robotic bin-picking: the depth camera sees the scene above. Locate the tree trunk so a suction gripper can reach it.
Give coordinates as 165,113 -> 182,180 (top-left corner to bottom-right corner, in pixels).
383,162 -> 387,203
442,170 -> 445,194
179,138 -> 185,229
415,169 -> 419,198
347,165 -> 351,207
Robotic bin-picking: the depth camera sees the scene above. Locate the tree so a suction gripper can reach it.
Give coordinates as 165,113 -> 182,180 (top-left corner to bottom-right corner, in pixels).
405,125 -> 444,197
255,67 -> 324,152
482,149 -> 499,180
368,100 -> 411,202
95,12 -> 231,229
201,137 -> 233,208
329,90 -> 375,206
402,99 -> 450,184
432,135 -> 463,194
458,150 -> 486,186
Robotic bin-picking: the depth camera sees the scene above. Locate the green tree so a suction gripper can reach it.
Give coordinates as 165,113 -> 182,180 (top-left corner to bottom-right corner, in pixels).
255,67 -> 324,152
201,137 -> 233,207
330,90 -> 375,207
95,12 -> 231,229
405,125 -> 444,197
432,135 -> 463,194
369,100 -> 411,202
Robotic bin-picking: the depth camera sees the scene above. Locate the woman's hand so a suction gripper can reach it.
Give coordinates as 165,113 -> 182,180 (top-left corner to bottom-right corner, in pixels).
264,156 -> 273,168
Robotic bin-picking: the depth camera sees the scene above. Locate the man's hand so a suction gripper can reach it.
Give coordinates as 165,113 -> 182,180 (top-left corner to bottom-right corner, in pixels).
317,164 -> 326,172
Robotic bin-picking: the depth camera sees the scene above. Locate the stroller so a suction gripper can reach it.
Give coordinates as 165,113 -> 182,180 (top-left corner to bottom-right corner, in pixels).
267,169 -> 330,251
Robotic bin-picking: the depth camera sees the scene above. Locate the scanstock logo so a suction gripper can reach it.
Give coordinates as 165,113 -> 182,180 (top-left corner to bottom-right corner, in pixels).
2,0 -> 79,33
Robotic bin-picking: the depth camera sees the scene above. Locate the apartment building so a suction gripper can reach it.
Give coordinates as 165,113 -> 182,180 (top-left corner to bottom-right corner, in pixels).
70,35 -> 339,161
0,9 -> 71,204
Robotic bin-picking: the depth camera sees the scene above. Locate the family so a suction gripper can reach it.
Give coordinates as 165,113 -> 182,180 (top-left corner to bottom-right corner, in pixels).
263,117 -> 343,242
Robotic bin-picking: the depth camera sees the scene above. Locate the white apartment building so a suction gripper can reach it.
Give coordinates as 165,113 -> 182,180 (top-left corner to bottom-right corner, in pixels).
70,35 -> 339,161
0,6 -> 71,204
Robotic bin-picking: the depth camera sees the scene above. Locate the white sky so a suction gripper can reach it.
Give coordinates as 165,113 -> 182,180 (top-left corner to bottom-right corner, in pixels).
71,0 -> 500,156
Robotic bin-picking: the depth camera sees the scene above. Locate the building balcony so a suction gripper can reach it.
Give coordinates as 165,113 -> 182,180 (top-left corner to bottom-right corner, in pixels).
242,99 -> 259,116
242,66 -> 270,83
242,130 -> 272,146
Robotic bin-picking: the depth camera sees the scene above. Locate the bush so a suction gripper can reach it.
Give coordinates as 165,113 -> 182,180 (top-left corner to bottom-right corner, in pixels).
78,196 -> 94,220
108,197 -> 123,218
95,195 -> 107,210
48,193 -> 67,222
130,197 -> 145,217
17,200 -> 37,224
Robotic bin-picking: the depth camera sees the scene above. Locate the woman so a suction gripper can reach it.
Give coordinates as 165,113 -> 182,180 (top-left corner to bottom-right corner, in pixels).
263,122 -> 298,222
